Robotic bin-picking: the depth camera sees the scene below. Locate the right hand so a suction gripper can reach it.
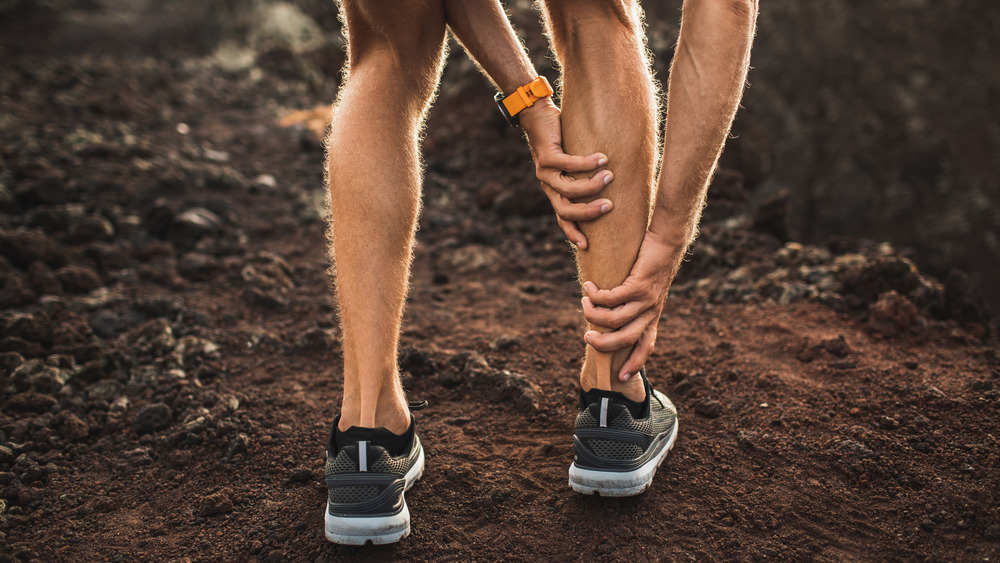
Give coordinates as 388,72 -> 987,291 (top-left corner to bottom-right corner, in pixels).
519,99 -> 614,249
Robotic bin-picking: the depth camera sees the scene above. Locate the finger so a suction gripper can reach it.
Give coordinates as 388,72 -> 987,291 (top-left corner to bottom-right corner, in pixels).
550,196 -> 612,223
537,149 -> 609,174
557,215 -> 587,249
582,281 -> 639,308
584,313 -> 652,353
582,296 -> 648,329
619,325 -> 657,381
538,168 -> 613,199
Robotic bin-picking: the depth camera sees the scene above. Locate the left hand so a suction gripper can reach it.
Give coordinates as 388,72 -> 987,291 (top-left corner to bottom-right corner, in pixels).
519,99 -> 614,249
581,232 -> 687,381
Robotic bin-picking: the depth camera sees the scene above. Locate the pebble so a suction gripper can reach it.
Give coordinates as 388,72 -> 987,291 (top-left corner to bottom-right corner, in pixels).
695,400 -> 723,419
55,266 -> 102,294
168,208 -> 222,250
133,403 -> 173,435
60,412 -> 90,441
198,493 -> 234,517
398,345 -> 436,377
287,467 -> 314,483
227,433 -> 250,459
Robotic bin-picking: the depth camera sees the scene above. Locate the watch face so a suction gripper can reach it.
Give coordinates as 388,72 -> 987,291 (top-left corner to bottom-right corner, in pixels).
494,91 -> 519,127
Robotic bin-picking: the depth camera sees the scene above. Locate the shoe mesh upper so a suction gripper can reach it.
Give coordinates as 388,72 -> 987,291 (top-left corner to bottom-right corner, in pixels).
575,389 -> 677,461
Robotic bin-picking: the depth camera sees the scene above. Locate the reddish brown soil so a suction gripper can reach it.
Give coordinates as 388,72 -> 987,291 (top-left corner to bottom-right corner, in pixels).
0,4 -> 998,562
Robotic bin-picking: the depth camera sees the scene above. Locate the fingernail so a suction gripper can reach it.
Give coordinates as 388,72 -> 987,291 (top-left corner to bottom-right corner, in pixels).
584,333 -> 593,344
622,372 -> 632,381
581,297 -> 588,308
597,156 -> 608,166
600,203 -> 611,213
603,173 -> 613,185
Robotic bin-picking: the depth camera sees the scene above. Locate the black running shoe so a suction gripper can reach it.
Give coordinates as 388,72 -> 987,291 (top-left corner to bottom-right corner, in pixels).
323,414 -> 425,545
568,369 -> 678,496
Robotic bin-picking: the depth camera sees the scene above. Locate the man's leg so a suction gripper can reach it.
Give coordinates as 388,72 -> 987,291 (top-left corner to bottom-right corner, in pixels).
326,0 -> 447,434
540,0 -> 658,401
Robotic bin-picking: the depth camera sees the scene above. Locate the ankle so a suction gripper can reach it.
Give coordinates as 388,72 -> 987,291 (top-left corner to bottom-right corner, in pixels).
338,387 -> 411,434
580,356 -> 646,403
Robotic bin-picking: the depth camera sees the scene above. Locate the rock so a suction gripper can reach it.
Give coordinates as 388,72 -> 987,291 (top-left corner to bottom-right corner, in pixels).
0,352 -> 24,377
0,274 -> 35,308
125,319 -> 176,361
2,313 -> 52,345
26,262 -> 61,296
60,412 -> 89,441
0,446 -> 15,466
227,433 -> 250,459
294,328 -> 336,351
55,265 -> 102,294
875,416 -> 900,430
3,392 -> 57,413
68,215 -> 115,242
695,400 -> 723,419
398,346 -> 436,377
12,455 -> 45,484
867,290 -> 919,337
841,257 -> 920,303
596,540 -> 617,555
167,208 -> 223,250
287,467 -> 314,483
0,228 -> 62,269
9,358 -> 74,393
122,448 -> 153,466
442,245 -> 500,273
174,336 -> 221,366
821,335 -> 851,357
133,403 -> 172,435
198,493 -> 234,516
88,310 -> 122,338
490,335 -> 522,352
829,359 -> 858,370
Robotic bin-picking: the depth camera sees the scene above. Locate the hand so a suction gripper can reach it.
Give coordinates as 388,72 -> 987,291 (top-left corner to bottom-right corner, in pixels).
519,100 -> 614,249
581,232 -> 687,380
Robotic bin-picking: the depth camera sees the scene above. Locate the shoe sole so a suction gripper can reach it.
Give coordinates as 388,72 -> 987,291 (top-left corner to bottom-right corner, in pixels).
568,418 -> 679,497
324,444 -> 425,545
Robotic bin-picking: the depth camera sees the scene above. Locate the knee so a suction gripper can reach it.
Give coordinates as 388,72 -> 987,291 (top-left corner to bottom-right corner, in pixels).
694,0 -> 759,25
544,0 -> 643,48
342,0 -> 446,97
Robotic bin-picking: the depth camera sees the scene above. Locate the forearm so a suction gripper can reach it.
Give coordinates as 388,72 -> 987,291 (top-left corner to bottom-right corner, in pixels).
649,0 -> 757,248
442,0 -> 539,95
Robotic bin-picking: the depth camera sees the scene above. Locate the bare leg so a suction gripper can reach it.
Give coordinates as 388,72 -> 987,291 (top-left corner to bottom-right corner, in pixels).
540,0 -> 658,400
326,0 -> 447,433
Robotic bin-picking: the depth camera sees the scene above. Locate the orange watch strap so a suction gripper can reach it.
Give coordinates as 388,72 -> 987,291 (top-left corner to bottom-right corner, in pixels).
501,76 -> 553,118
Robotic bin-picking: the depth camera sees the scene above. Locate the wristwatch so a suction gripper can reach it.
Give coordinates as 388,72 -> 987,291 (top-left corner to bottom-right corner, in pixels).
495,76 -> 553,127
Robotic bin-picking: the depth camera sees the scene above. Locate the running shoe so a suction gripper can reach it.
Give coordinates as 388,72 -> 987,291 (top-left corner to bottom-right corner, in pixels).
323,412 -> 425,545
568,369 -> 679,496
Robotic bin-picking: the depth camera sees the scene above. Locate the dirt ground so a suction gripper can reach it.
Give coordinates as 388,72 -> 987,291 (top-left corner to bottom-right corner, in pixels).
1,3 -> 998,562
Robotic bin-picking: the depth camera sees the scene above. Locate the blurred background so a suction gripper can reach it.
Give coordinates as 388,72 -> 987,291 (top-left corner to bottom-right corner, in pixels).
2,0 -> 997,324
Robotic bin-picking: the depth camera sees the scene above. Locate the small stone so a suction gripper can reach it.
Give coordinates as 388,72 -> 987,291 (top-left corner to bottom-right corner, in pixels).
69,215 -> 115,242
961,464 -> 974,474
489,335 -> 521,352
695,400 -> 723,419
596,540 -> 617,555
227,433 -> 250,458
55,266 -> 102,294
867,290 -> 919,337
919,519 -> 935,532
198,493 -> 234,516
60,412 -> 90,441
876,416 -> 900,430
133,403 -> 173,435
287,467 -> 314,483
821,335 -> 851,358
3,392 -> 58,413
26,262 -> 62,296
398,346 -> 436,377
168,208 -> 222,250
829,359 -> 858,370
0,446 -> 15,465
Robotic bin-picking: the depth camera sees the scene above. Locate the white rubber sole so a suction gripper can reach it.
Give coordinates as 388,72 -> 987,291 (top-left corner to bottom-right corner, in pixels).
324,445 -> 425,545
568,419 -> 679,497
